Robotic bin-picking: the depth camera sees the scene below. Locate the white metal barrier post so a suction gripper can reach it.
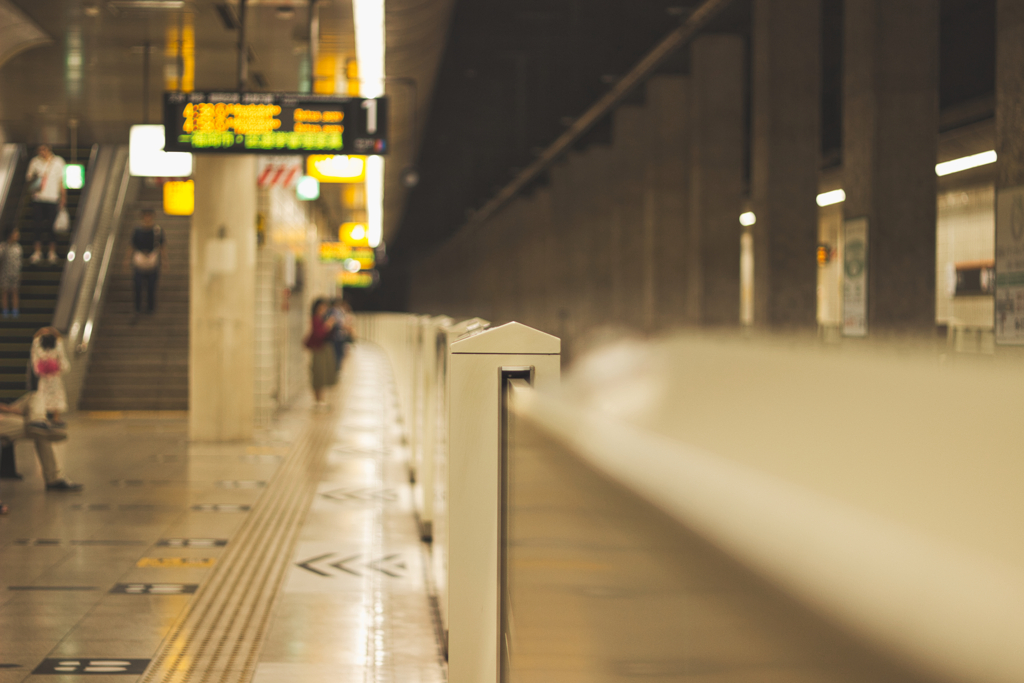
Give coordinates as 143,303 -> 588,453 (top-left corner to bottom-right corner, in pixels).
447,322 -> 560,683
433,317 -> 489,635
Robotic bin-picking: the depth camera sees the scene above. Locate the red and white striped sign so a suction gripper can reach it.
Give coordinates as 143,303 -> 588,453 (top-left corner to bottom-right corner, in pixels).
257,157 -> 303,188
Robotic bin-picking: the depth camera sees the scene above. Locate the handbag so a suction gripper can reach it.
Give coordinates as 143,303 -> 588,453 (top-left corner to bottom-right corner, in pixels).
53,208 -> 69,234
131,225 -> 161,271
132,250 -> 159,271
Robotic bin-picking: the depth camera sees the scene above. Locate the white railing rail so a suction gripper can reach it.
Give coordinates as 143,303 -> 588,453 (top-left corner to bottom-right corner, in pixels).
508,335 -> 1024,683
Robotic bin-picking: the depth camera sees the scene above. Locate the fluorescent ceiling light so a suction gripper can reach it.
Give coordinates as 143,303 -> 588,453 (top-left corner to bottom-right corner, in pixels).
739,211 -> 756,227
129,125 -> 192,177
353,0 -> 385,98
935,150 -> 997,177
816,189 -> 846,207
365,156 -> 384,248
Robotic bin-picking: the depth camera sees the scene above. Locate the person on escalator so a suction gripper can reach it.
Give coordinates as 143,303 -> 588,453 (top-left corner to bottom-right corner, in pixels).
25,144 -> 66,265
126,209 -> 166,317
0,227 -> 21,317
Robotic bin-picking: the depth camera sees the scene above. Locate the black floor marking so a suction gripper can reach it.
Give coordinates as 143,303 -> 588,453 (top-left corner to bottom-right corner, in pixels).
295,552 -> 406,578
14,539 -> 147,547
190,504 -> 251,512
157,538 -> 227,548
8,586 -> 97,591
110,583 -> 198,594
33,659 -> 150,675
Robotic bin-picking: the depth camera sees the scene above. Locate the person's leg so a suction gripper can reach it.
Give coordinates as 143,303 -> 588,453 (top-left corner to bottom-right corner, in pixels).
133,269 -> 144,313
1,287 -> 8,314
42,203 -> 58,261
34,438 -> 72,487
146,270 -> 158,313
31,202 -> 45,258
11,287 -> 17,315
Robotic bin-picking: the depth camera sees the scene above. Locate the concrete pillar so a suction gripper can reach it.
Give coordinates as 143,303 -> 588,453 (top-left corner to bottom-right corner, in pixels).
843,0 -> 939,334
689,35 -> 745,326
586,146 -> 615,331
190,155 -> 258,441
751,0 -> 821,329
611,106 -> 649,331
647,76 -> 690,332
995,0 -> 1024,345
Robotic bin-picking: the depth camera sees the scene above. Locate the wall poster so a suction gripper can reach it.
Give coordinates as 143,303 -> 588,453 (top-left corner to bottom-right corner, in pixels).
842,217 -> 868,337
995,185 -> 1024,344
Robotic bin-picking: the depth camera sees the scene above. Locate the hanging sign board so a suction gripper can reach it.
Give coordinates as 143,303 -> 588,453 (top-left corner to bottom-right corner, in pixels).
842,217 -> 868,337
163,92 -> 388,155
996,186 -> 1024,344
338,270 -> 376,288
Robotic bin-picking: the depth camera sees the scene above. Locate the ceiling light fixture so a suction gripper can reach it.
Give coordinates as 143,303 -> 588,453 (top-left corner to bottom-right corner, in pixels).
936,150 -> 997,177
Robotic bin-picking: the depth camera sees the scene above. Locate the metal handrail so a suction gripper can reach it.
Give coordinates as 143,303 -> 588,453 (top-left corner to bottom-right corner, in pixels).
77,156 -> 131,355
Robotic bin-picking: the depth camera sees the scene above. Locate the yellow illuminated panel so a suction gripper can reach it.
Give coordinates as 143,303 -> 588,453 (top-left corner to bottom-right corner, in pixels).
163,180 -> 194,216
307,154 -> 366,183
320,242 -> 351,262
338,270 -> 374,288
347,246 -> 375,270
340,222 -> 370,246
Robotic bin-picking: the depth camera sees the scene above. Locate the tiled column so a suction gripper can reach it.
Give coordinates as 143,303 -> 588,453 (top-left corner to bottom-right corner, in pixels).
751,0 -> 821,329
689,35 -> 745,326
611,106 -> 649,330
843,0 -> 939,334
190,155 -> 257,441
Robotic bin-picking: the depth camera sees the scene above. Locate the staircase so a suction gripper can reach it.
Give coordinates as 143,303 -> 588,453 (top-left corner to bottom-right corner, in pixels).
0,147 -> 86,402
78,182 -> 189,411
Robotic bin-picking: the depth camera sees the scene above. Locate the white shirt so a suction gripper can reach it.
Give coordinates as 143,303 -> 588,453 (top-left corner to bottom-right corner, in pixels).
26,154 -> 66,203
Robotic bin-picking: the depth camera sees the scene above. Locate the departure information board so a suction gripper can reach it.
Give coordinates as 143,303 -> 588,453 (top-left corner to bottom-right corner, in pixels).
163,92 -> 388,155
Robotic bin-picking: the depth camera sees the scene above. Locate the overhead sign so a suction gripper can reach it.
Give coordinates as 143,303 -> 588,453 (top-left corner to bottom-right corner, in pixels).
339,270 -> 376,288
307,154 -> 366,183
320,243 -> 376,269
163,92 -> 388,155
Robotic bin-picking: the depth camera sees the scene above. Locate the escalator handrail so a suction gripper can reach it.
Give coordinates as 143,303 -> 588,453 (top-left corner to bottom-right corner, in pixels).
77,153 -> 131,355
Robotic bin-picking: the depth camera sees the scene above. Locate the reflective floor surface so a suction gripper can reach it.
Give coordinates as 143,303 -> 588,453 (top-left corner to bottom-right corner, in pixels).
0,344 -> 446,683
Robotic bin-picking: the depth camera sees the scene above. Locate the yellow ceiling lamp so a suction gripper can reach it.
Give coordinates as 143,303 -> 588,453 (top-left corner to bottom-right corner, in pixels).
307,154 -> 367,183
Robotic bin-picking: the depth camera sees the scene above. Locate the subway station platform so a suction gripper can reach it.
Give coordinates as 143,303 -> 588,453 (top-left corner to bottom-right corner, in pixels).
0,344 -> 446,683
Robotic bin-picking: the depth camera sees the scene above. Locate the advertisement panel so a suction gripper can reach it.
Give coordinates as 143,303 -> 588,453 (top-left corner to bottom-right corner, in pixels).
843,217 -> 868,337
995,186 -> 1024,343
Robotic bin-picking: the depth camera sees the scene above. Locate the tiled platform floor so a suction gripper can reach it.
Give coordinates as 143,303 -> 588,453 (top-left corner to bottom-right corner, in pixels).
0,345 -> 446,683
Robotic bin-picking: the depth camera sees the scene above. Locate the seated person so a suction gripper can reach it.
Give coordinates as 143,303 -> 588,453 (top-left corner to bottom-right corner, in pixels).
0,393 -> 80,491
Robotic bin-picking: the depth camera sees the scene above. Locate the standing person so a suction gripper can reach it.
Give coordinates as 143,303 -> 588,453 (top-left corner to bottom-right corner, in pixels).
25,144 -> 66,264
126,209 -> 166,316
0,227 -> 21,318
327,298 -> 351,376
304,298 -> 338,410
28,327 -> 70,429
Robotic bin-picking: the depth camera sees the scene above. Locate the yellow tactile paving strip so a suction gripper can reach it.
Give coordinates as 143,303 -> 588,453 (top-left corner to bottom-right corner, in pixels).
139,410 -> 338,683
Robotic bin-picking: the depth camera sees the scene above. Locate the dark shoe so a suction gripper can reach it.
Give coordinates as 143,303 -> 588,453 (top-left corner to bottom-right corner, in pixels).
46,479 -> 82,491
46,481 -> 82,491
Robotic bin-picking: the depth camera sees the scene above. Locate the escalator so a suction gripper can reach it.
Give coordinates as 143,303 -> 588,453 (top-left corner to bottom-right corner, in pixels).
0,146 -> 92,402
